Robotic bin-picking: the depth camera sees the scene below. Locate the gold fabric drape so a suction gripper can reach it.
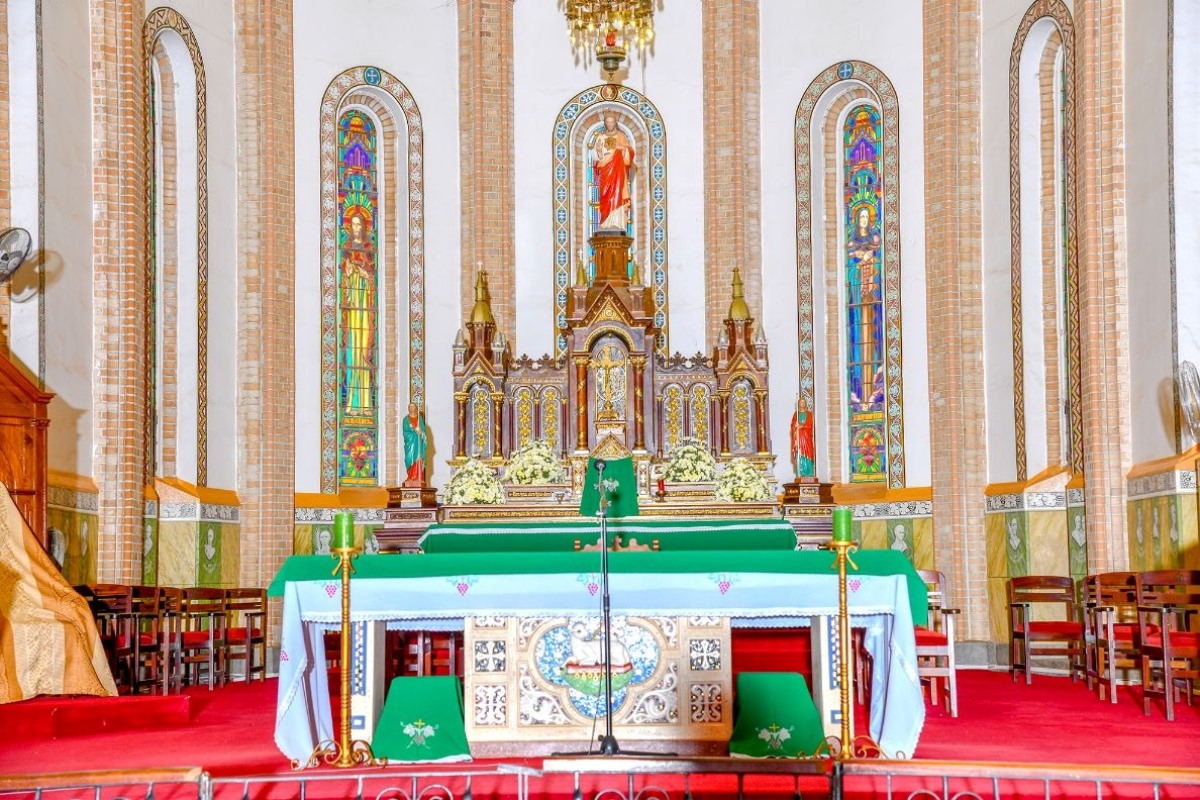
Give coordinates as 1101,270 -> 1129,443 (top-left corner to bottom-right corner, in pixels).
0,482 -> 116,702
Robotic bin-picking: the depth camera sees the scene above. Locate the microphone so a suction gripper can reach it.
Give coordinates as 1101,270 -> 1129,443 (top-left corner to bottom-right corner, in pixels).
595,459 -> 607,473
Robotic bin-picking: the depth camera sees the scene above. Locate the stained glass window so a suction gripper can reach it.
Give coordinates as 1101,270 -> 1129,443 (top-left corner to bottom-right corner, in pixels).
337,109 -> 380,486
843,104 -> 886,483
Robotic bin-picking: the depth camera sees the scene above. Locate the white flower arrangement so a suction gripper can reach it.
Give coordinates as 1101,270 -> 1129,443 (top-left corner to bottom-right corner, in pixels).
661,437 -> 718,483
504,439 -> 567,485
716,457 -> 772,502
444,459 -> 507,505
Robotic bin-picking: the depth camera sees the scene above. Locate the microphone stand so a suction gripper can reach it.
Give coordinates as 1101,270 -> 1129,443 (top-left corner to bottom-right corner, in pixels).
556,459 -> 670,758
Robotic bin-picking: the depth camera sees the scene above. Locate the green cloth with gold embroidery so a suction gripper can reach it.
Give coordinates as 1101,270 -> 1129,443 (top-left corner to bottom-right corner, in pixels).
371,676 -> 472,763
729,672 -> 825,758
578,456 -> 639,518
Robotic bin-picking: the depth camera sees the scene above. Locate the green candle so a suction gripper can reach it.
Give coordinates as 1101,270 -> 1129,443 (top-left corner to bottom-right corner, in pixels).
831,506 -> 853,543
333,512 -> 354,550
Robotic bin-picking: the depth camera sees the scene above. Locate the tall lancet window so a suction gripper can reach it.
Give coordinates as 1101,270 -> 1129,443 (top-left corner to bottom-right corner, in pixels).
337,110 -> 380,486
843,104 -> 885,483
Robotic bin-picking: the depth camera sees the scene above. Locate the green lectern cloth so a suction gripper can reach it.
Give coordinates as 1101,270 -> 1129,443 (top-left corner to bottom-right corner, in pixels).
728,672 -> 826,758
371,676 -> 472,763
578,456 -> 639,518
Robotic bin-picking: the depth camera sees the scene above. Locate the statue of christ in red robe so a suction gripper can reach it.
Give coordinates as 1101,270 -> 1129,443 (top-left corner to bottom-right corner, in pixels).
593,112 -> 634,231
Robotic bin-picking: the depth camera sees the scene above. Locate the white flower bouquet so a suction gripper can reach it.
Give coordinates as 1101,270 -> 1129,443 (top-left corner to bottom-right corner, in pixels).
504,439 -> 567,485
661,437 -> 718,482
716,457 -> 772,502
444,458 -> 507,505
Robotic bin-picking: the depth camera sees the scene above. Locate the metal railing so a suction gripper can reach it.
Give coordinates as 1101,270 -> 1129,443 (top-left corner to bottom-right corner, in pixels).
5,759 -> 1200,800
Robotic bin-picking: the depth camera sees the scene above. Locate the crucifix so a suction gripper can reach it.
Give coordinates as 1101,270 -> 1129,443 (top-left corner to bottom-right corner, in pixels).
593,345 -> 625,421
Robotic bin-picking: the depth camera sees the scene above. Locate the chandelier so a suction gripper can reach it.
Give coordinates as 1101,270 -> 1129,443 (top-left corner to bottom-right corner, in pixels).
561,0 -> 656,79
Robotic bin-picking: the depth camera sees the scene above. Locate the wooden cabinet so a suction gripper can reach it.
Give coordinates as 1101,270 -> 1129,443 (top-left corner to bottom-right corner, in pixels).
0,355 -> 52,544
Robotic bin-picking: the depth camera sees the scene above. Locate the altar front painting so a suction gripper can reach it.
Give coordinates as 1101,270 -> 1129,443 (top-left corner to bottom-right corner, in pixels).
464,615 -> 732,749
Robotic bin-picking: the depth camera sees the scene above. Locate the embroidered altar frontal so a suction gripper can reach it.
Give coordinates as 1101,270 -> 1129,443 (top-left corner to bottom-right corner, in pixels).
465,614 -> 732,747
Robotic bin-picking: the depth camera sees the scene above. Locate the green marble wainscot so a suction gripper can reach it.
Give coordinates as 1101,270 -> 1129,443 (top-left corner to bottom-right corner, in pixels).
858,516 -> 935,571
142,510 -> 159,585
47,506 -> 98,586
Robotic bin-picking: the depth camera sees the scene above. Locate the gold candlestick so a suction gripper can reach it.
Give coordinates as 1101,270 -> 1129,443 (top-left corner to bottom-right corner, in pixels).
823,538 -> 883,761
293,546 -> 385,769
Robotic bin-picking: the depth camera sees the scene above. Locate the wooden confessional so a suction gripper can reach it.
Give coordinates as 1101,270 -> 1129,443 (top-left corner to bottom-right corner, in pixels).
0,353 -> 52,545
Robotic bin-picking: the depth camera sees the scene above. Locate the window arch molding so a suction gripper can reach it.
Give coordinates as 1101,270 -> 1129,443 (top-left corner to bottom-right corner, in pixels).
552,84 -> 668,358
795,61 -> 905,488
1008,0 -> 1080,480
143,6 -> 209,486
319,67 -> 425,493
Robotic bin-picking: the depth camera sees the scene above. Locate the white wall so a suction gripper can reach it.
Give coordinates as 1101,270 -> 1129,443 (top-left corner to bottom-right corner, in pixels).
1125,0 -> 1174,462
982,0 -> 1034,483
761,0 -> 930,487
293,0 -> 462,490
7,0 -> 41,381
41,0 -> 95,478
1175,0 -> 1200,407
163,1 -> 240,490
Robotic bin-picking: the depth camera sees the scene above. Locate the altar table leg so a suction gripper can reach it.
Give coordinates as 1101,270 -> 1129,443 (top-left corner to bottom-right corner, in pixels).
349,621 -> 388,743
810,614 -> 853,745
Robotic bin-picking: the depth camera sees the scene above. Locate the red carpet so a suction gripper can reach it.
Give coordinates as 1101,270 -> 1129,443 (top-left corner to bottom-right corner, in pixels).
0,670 -> 1195,781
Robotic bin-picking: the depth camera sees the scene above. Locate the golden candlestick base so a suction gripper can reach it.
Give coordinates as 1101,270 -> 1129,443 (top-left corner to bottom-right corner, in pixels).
821,538 -> 884,761
292,546 -> 386,770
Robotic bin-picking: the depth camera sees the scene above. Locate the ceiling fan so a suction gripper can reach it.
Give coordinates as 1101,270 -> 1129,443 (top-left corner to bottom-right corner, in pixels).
0,227 -> 32,284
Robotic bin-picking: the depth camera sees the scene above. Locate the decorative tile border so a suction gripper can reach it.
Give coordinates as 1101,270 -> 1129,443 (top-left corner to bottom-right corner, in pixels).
294,507 -> 386,524
48,486 -> 99,513
319,66 -> 425,493
144,499 -> 158,517
144,7 -> 210,486
159,500 -> 239,522
1066,488 -> 1085,506
795,61 -> 905,487
851,500 -> 932,519
985,491 -> 1068,513
1007,0 -> 1080,479
552,84 -> 668,357
1128,470 -> 1196,499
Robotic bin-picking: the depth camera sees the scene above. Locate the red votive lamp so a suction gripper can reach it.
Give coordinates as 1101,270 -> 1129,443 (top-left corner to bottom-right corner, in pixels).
831,506 -> 853,543
333,512 -> 353,550
657,477 -> 666,495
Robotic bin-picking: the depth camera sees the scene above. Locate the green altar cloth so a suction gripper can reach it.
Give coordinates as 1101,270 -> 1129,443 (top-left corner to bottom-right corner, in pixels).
419,517 -> 798,553
372,676 -> 472,763
729,672 -> 825,758
578,456 -> 639,517
267,549 -> 926,626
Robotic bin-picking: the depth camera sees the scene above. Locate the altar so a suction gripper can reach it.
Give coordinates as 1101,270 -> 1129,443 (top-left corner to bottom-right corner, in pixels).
269,550 -> 926,761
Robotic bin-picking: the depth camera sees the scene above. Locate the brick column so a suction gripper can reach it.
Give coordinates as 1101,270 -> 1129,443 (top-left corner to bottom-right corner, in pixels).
923,0 -> 989,639
91,0 -> 148,584
702,0 -> 762,344
235,0 -> 295,607
458,0 -> 515,342
1075,0 -> 1130,572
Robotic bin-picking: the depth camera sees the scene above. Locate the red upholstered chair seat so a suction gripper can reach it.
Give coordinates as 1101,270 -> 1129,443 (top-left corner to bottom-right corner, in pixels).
1014,620 -> 1083,636
913,626 -> 948,647
1143,631 -> 1200,650
182,630 -> 215,647
225,627 -> 262,643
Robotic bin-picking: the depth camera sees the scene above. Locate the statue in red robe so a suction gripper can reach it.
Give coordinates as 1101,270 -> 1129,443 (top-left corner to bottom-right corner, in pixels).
593,112 -> 634,231
790,402 -> 815,480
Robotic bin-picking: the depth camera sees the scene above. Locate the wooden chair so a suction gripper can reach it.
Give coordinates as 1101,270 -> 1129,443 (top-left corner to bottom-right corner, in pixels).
179,588 -> 227,689
406,631 -> 462,677
224,588 -> 267,682
131,585 -> 181,695
1083,571 -> 1140,703
1008,575 -> 1085,684
1137,569 -> 1200,720
78,583 -> 134,693
915,569 -> 959,716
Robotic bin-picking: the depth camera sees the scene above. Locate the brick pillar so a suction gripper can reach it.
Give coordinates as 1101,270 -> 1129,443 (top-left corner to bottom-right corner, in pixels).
91,0 -> 148,584
1075,0 -> 1130,572
235,0 -> 295,607
923,0 -> 989,639
458,0 -> 515,342
702,0 -> 762,344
